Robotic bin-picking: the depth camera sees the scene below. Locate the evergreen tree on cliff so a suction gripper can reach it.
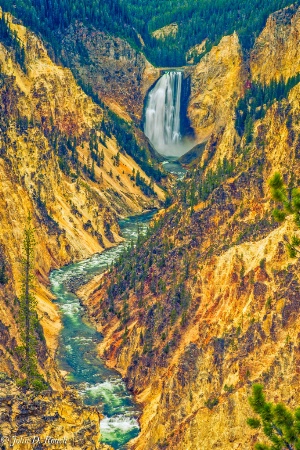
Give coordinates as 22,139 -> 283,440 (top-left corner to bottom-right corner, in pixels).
18,214 -> 47,391
19,214 -> 37,384
248,384 -> 300,449
269,173 -> 300,257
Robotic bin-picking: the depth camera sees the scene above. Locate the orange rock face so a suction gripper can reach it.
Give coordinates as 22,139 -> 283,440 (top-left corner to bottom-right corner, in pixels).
80,8 -> 300,449
0,11 -> 164,442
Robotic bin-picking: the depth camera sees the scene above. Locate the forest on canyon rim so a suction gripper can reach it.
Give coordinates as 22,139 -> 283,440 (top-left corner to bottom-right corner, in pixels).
0,0 -> 300,449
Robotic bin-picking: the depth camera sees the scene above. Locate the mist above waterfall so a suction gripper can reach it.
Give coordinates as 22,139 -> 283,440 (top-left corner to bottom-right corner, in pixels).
144,72 -> 195,157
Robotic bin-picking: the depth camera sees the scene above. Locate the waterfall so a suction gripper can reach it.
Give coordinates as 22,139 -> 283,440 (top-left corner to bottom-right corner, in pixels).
144,71 -> 184,156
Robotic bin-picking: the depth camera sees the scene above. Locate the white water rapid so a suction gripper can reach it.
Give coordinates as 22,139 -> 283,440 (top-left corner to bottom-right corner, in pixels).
144,71 -> 191,156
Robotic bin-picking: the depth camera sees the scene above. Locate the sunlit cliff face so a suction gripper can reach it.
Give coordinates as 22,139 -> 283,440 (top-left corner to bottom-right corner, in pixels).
81,6 -> 300,449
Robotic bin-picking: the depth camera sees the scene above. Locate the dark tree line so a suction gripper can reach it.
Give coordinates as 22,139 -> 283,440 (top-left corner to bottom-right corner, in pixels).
0,0 -> 297,67
236,74 -> 300,139
0,14 -> 26,71
0,261 -> 6,284
178,158 -> 235,210
269,172 -> 300,258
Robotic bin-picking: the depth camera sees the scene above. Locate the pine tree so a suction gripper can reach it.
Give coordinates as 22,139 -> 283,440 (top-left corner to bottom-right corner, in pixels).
115,150 -> 120,167
18,214 -> 47,391
269,173 -> 300,257
247,384 -> 300,450
0,258 -> 7,285
90,159 -> 95,181
100,149 -> 105,167
19,214 -> 38,385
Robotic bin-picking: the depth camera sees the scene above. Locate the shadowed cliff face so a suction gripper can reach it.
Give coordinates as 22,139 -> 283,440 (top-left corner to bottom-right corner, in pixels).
60,23 -> 160,122
79,8 -> 300,448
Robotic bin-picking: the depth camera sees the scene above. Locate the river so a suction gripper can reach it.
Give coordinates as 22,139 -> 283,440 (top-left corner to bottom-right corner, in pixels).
50,159 -> 186,449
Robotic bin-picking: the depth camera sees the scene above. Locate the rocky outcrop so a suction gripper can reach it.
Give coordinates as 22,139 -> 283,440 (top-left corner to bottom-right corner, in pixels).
188,33 -> 245,142
251,4 -> 300,83
185,40 -> 207,65
0,374 -> 112,449
152,23 -> 178,40
187,4 -> 300,154
61,23 -> 160,121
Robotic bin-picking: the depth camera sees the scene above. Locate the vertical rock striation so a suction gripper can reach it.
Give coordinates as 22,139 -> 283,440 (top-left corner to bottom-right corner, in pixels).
188,33 -> 245,142
251,4 -> 300,83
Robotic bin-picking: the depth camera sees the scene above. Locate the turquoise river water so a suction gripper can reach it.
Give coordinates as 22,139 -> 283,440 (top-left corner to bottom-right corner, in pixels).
50,158 -> 185,448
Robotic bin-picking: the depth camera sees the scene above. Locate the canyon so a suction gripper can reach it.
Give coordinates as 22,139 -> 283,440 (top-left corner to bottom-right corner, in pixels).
0,2 -> 299,450
78,4 -> 300,450
0,9 -> 164,449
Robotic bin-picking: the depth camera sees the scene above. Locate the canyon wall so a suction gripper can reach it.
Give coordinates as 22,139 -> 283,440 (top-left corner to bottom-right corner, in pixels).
0,9 -> 164,369
80,6 -> 300,449
188,33 -> 245,142
1,3 -> 300,449
251,4 -> 300,83
60,23 -> 160,122
0,11 -> 164,446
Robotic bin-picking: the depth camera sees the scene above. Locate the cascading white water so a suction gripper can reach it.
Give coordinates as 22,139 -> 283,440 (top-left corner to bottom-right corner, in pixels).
144,71 -> 185,156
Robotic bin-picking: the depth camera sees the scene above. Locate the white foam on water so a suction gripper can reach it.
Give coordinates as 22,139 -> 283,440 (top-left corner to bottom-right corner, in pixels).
50,211 -> 159,448
82,379 -> 127,399
86,380 -> 117,393
70,336 -> 93,343
60,302 -> 81,317
101,414 -> 139,434
50,277 -> 61,290
64,344 -> 73,354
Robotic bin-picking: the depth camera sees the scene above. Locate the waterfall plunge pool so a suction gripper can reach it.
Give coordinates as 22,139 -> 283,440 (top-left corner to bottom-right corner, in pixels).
162,157 -> 187,179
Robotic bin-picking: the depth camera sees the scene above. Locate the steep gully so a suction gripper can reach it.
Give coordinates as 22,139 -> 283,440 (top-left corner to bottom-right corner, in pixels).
50,72 -> 188,449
